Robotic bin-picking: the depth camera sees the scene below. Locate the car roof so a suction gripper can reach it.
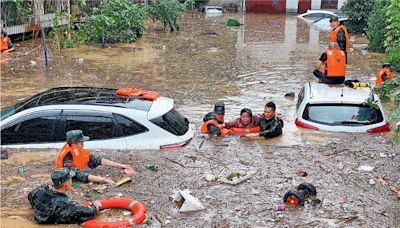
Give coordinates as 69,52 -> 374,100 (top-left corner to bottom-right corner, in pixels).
1,87 -> 174,120
306,82 -> 374,103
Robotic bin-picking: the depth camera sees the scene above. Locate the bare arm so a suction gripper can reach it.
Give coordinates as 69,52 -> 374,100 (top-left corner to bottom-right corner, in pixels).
315,60 -> 323,71
88,174 -> 115,185
101,158 -> 128,169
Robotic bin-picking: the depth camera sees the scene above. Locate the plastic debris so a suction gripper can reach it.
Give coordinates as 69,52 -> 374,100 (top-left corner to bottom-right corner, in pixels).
171,190 -> 205,212
77,59 -> 84,64
115,177 -> 131,187
369,179 -> 376,185
358,165 -> 375,172
17,167 -> 25,176
204,173 -> 216,182
1,149 -> 8,160
219,169 -> 257,185
146,164 -> 158,171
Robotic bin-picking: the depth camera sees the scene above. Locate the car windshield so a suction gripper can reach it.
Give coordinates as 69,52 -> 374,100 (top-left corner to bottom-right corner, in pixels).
302,104 -> 384,126
1,103 -> 22,121
150,108 -> 189,136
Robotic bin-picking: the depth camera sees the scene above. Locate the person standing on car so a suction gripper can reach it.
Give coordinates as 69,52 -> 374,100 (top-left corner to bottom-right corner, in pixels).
56,130 -> 135,185
245,102 -> 283,138
28,168 -> 100,224
313,41 -> 346,84
201,101 -> 230,136
329,16 -> 349,63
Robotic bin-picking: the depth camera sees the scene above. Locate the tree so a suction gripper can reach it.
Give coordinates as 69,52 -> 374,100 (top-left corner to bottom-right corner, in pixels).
343,0 -> 378,33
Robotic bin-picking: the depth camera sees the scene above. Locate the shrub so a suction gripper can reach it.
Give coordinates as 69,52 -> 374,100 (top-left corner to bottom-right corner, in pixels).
343,0 -> 378,33
367,0 -> 389,52
81,0 -> 148,44
384,0 -> 400,51
149,0 -> 187,32
385,45 -> 400,72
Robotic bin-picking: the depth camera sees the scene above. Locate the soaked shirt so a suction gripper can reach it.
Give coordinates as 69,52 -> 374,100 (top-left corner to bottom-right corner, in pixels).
63,153 -> 102,182
28,186 -> 96,224
225,116 -> 261,129
258,116 -> 284,138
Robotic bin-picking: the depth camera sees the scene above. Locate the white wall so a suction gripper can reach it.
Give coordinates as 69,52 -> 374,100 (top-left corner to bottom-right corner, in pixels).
311,0 -> 321,9
338,0 -> 345,10
286,0 -> 299,13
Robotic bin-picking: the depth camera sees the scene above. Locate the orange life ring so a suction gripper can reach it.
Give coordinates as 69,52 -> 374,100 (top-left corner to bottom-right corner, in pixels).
84,197 -> 147,228
116,88 -> 160,101
201,120 -> 230,136
230,126 -> 260,135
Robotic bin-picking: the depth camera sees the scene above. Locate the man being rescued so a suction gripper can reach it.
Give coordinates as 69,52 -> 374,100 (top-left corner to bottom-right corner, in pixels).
56,130 -> 135,185
313,41 -> 346,84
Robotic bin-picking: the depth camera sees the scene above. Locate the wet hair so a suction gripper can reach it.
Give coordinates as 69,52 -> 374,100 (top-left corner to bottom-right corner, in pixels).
329,41 -> 339,49
265,102 -> 276,111
240,108 -> 252,118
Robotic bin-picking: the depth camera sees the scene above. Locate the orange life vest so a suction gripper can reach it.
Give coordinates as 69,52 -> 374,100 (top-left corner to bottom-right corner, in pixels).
329,25 -> 349,52
376,68 -> 393,86
201,120 -> 230,136
323,49 -> 346,77
116,88 -> 160,101
1,37 -> 11,52
56,143 -> 91,170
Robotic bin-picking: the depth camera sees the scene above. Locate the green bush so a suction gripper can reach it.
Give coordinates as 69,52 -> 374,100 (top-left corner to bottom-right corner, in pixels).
384,0 -> 400,51
50,11 -> 85,50
343,0 -> 378,33
367,0 -> 389,52
385,45 -> 400,72
149,0 -> 187,32
81,0 -> 148,44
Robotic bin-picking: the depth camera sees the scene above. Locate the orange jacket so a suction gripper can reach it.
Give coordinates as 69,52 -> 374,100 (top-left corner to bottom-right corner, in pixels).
329,25 -> 349,52
201,120 -> 230,136
56,143 -> 91,170
376,68 -> 393,85
1,37 -> 11,52
323,49 -> 346,77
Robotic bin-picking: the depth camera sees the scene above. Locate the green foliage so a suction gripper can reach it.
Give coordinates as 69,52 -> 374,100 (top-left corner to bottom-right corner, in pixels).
343,0 -> 378,33
81,0 -> 148,44
367,0 -> 389,52
49,11 -> 85,50
384,0 -> 400,51
14,0 -> 33,24
149,0 -> 187,32
385,45 -> 400,72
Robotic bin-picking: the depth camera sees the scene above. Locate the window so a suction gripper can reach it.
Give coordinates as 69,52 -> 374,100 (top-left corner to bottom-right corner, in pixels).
296,88 -> 305,111
1,114 -> 58,145
302,104 -> 384,126
64,115 -> 116,140
114,114 -> 148,136
150,108 -> 189,136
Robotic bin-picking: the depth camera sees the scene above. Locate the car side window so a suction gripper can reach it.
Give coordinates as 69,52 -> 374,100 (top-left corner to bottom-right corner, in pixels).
65,115 -> 115,140
296,88 -> 305,111
114,114 -> 148,136
1,115 -> 58,144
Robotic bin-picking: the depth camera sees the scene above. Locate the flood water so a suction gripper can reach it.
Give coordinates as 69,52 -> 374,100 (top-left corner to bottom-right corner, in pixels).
0,13 -> 389,146
1,13 -> 398,227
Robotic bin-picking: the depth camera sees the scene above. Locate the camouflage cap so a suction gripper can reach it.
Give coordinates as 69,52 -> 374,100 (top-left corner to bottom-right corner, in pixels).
214,101 -> 225,114
66,130 -> 90,143
51,168 -> 76,186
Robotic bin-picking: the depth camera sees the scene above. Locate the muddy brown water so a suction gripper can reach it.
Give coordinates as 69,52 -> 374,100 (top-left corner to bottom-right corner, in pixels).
1,13 -> 399,227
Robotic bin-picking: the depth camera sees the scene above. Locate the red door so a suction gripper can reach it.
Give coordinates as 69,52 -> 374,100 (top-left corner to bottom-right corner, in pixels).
246,0 -> 286,13
298,0 -> 312,14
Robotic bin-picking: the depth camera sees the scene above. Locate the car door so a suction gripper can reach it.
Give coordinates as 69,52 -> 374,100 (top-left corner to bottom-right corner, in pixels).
58,110 -> 127,150
0,110 -> 61,148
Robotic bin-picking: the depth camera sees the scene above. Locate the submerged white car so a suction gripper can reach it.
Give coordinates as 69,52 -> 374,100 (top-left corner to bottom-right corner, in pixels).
297,10 -> 348,30
295,82 -> 390,133
0,87 -> 194,150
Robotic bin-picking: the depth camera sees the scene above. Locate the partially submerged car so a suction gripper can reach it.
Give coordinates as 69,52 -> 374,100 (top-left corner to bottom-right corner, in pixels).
199,6 -> 226,15
295,82 -> 390,133
0,87 -> 194,150
297,10 -> 348,30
